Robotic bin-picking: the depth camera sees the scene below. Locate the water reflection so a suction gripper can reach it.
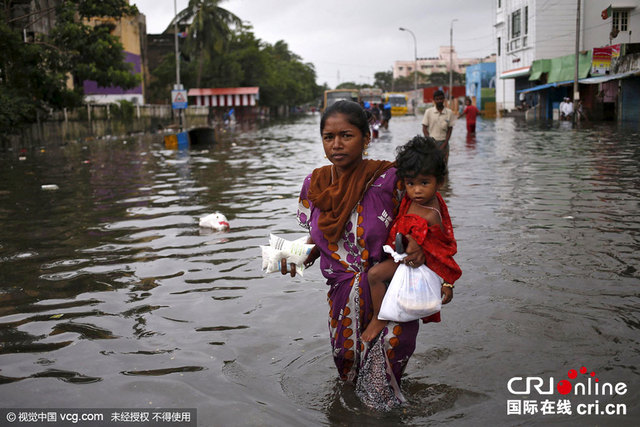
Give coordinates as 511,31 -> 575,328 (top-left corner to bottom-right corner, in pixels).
0,115 -> 638,425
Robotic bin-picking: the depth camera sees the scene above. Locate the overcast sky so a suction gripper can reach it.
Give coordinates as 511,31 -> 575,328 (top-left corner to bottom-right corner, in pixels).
133,0 -> 496,88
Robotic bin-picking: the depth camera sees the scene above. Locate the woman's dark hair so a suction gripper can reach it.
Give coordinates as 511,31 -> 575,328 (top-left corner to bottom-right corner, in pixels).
395,135 -> 447,184
320,100 -> 370,137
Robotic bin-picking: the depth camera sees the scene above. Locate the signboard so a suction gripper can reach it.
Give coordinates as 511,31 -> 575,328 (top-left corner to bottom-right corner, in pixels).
592,47 -> 612,76
591,44 -> 621,76
171,90 -> 188,109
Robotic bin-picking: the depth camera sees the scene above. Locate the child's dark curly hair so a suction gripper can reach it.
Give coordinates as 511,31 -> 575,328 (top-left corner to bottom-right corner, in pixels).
395,135 -> 447,184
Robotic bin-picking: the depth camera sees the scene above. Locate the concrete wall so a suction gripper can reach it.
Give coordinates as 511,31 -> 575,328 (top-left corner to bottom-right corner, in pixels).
535,1 -> 579,60
7,106 -> 210,147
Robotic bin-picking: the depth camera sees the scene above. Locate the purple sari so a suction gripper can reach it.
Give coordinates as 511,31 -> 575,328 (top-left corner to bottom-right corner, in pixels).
297,167 -> 419,405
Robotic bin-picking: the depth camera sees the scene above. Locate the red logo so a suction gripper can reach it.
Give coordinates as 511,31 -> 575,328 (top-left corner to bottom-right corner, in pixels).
557,366 -> 598,395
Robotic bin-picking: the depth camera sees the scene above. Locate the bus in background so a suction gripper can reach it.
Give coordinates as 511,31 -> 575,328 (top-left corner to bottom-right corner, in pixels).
383,92 -> 408,116
359,88 -> 383,106
323,89 -> 359,111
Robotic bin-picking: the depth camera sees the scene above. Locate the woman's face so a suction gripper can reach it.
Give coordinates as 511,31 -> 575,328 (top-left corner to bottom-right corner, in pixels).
321,113 -> 369,177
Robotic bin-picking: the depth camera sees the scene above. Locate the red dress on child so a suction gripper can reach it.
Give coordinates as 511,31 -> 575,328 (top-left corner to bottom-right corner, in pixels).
385,192 -> 462,323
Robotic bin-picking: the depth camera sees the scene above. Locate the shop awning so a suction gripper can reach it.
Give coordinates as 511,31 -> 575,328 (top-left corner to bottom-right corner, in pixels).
579,70 -> 640,84
500,66 -> 530,79
518,69 -> 640,93
529,59 -> 551,81
517,80 -> 574,94
547,51 -> 592,83
188,87 -> 259,107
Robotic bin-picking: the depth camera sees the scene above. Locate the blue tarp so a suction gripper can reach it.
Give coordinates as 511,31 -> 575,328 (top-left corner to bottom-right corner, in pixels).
517,80 -> 573,94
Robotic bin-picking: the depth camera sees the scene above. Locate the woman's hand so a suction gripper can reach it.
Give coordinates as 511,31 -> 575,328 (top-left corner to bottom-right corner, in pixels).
304,245 -> 320,268
403,235 -> 425,268
281,244 -> 319,277
280,258 -> 297,277
441,286 -> 453,304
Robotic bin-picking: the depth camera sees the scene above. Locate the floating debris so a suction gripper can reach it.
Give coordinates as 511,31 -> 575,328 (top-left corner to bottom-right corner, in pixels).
41,184 -> 59,191
199,212 -> 230,231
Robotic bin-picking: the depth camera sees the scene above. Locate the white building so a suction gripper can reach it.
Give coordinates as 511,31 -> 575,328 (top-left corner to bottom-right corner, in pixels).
495,0 -> 640,111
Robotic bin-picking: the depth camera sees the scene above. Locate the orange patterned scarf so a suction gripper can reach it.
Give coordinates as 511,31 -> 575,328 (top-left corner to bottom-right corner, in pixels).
308,159 -> 394,244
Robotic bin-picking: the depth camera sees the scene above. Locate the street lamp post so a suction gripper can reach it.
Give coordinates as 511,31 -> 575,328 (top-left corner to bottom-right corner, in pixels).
449,19 -> 458,105
399,27 -> 417,114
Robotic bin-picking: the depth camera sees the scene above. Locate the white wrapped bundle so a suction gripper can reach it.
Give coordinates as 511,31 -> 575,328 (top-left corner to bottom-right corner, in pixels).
261,234 -> 314,276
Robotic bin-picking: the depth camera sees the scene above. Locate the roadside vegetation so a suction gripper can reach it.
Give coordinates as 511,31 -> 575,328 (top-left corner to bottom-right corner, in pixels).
147,0 -> 324,110
0,0 -> 140,132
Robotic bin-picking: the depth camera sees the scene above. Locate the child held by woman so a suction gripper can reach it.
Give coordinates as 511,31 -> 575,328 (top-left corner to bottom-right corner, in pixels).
361,135 -> 462,342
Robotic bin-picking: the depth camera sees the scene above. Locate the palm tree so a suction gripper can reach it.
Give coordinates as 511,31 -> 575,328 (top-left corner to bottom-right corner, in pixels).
169,0 -> 241,87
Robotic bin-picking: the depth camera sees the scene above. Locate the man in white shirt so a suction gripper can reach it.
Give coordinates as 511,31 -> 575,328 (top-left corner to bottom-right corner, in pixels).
559,98 -> 568,120
562,98 -> 574,120
422,90 -> 456,164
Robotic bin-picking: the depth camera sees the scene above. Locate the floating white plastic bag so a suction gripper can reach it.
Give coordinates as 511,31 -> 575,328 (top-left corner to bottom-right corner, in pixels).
261,234 -> 314,276
378,246 -> 442,322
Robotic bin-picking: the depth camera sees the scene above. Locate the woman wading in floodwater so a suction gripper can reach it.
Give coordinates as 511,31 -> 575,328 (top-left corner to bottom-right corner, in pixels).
281,101 -> 431,409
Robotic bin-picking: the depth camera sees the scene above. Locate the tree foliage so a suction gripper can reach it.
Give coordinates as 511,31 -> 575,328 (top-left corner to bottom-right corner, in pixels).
0,0 -> 140,131
149,20 -> 321,108
172,0 -> 241,87
373,71 -> 393,92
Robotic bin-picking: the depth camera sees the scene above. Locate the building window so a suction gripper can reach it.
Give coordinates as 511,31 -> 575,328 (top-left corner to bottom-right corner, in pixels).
498,0 -> 501,8
524,6 -> 528,34
613,10 -> 629,31
497,36 -> 501,56
511,9 -> 521,38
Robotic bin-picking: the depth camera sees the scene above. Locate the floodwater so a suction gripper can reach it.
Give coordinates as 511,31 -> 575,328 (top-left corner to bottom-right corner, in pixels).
0,114 -> 639,426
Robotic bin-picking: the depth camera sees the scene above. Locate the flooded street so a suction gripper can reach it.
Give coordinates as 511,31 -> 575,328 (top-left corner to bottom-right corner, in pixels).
1,115 -> 639,426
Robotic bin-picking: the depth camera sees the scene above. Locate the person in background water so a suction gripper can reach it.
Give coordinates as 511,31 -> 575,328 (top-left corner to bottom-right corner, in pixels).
361,135 -> 461,342
281,100 -> 427,407
561,97 -> 574,121
422,90 -> 456,164
559,98 -> 568,120
380,102 -> 392,129
458,97 -> 480,135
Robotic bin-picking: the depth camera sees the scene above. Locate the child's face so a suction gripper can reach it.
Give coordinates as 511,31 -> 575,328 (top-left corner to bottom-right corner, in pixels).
404,174 -> 441,206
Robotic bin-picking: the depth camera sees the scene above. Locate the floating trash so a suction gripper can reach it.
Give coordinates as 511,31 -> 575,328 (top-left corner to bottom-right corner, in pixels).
41,184 -> 59,191
199,212 -> 230,231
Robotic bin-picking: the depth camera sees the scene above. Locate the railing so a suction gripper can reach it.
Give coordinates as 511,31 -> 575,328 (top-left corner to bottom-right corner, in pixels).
507,35 -> 528,53
47,104 -> 211,121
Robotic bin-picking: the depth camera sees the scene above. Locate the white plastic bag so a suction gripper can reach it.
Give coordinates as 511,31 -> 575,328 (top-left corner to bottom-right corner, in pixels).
378,246 -> 442,322
260,234 -> 314,276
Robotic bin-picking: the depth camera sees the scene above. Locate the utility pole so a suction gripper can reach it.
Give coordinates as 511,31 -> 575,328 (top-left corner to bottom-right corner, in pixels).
449,19 -> 458,105
174,0 -> 184,130
573,0 -> 581,124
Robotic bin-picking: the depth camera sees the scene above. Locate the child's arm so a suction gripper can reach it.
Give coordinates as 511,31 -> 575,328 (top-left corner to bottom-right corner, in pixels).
413,205 -> 444,232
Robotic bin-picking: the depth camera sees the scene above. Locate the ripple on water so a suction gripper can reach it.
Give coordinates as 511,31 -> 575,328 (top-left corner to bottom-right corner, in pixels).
0,117 -> 639,423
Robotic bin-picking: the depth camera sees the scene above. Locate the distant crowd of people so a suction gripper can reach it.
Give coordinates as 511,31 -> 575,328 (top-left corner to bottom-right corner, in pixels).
359,100 -> 392,138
